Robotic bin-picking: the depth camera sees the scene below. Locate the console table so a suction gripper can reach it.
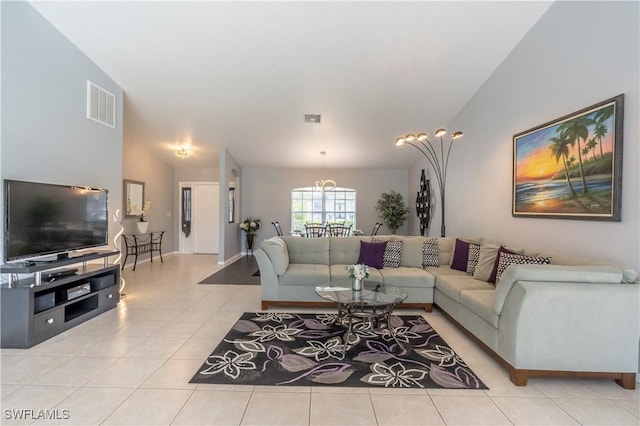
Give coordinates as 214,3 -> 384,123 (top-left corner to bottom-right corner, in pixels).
121,231 -> 165,271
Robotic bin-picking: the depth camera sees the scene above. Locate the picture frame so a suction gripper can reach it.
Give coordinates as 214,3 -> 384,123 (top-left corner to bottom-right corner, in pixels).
512,94 -> 624,221
123,179 -> 145,218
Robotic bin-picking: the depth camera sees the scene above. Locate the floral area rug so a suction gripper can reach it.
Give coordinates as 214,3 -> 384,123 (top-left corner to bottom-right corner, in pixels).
189,312 -> 488,389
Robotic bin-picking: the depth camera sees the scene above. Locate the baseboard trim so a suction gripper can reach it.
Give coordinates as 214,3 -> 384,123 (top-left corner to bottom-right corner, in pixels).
219,252 -> 244,265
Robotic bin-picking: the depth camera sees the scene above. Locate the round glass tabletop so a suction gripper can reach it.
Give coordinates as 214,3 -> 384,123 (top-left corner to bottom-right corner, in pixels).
315,284 -> 407,307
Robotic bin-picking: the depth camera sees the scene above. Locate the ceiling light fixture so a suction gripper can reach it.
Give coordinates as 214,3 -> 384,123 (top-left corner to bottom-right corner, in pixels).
395,128 -> 464,237
315,151 -> 336,191
175,145 -> 190,159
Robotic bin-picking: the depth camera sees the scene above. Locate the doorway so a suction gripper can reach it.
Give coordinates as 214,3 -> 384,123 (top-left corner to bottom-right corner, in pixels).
179,182 -> 219,254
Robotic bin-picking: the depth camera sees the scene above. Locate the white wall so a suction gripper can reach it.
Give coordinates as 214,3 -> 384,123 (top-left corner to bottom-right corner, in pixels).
439,1 -> 639,270
241,168 -> 409,248
1,2 -> 123,260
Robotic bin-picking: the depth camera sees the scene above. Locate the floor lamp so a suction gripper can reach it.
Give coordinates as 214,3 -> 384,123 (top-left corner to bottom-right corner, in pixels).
395,129 -> 463,237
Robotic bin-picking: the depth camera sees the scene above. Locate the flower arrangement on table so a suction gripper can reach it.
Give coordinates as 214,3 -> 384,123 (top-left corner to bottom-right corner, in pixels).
239,218 -> 261,234
346,263 -> 370,280
127,199 -> 151,222
138,200 -> 151,222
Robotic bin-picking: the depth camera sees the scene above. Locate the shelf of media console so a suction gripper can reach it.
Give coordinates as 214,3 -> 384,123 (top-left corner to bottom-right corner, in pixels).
0,250 -> 120,287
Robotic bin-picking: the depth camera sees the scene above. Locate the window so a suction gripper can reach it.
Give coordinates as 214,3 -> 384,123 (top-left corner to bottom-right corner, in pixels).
291,187 -> 356,232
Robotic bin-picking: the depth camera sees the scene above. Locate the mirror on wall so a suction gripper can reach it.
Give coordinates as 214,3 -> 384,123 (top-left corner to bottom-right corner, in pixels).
124,180 -> 145,217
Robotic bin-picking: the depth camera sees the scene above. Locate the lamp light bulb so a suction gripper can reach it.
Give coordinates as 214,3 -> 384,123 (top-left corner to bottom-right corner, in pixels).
395,137 -> 405,146
452,131 -> 464,140
435,128 -> 446,137
416,133 -> 428,142
405,134 -> 417,142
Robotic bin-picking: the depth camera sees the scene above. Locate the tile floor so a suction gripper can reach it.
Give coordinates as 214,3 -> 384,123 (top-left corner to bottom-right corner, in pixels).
1,254 -> 638,425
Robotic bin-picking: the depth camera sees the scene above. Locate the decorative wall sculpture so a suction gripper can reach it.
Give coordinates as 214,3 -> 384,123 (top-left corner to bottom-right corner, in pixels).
416,169 -> 431,236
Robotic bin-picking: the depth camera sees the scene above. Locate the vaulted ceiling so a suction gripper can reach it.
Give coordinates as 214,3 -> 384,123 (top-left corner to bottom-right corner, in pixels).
30,1 -> 552,170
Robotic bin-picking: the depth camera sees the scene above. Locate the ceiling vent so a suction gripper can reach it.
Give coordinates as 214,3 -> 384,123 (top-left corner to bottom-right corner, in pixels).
87,81 -> 115,128
304,114 -> 321,123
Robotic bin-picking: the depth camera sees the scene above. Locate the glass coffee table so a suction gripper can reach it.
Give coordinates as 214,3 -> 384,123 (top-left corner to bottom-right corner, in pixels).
315,283 -> 408,354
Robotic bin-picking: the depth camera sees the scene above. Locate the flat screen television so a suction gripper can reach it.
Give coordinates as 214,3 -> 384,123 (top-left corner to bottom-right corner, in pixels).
3,179 -> 109,262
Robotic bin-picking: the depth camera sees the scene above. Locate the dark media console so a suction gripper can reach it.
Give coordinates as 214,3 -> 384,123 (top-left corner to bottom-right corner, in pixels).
0,251 -> 120,348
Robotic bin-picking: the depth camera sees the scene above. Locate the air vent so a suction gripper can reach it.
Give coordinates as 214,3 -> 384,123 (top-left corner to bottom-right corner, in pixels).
87,81 -> 115,128
304,114 -> 321,123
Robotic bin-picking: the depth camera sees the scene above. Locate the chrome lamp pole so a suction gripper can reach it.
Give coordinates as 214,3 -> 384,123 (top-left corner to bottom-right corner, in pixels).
395,129 -> 463,237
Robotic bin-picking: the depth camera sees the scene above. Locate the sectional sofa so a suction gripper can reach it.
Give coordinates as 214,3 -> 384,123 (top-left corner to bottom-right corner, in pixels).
254,235 -> 639,389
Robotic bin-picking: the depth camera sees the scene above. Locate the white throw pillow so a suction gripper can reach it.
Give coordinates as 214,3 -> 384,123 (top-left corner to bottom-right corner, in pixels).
261,237 -> 289,275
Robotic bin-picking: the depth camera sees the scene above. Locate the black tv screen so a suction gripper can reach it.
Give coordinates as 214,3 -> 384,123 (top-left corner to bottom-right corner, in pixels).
4,180 -> 109,262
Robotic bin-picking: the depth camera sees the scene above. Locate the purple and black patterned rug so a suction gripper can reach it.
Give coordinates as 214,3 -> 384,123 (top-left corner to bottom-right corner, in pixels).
189,312 -> 488,389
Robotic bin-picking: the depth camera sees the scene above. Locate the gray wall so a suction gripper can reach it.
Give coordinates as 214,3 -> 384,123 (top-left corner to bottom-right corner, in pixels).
430,1 -> 639,270
122,138 -> 175,257
241,168 -> 409,248
220,148 -> 242,263
1,2 -> 123,261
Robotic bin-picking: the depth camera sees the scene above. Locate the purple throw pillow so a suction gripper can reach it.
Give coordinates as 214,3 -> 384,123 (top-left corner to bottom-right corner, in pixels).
357,240 -> 387,269
450,239 -> 471,271
488,246 -> 517,284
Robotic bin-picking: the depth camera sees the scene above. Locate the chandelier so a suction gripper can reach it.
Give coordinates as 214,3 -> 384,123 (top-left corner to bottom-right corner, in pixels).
315,151 -> 336,191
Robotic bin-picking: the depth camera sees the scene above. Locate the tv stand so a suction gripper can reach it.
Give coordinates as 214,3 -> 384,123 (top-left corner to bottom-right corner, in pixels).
0,251 -> 120,348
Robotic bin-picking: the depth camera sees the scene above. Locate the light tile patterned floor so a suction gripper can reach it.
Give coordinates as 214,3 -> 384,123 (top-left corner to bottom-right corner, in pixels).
1,254 -> 638,425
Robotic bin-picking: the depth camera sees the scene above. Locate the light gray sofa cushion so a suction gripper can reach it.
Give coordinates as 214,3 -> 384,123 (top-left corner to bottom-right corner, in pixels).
424,265 -> 467,278
459,290 -> 499,328
399,237 -> 425,268
436,274 -> 496,302
379,266 -> 435,288
261,237 -> 289,275
281,236 -> 329,264
329,237 -> 363,265
438,237 -> 456,266
279,264 -> 330,286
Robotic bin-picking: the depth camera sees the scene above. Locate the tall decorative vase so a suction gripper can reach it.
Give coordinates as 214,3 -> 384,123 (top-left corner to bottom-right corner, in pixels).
136,221 -> 149,234
246,233 -> 255,253
352,278 -> 362,291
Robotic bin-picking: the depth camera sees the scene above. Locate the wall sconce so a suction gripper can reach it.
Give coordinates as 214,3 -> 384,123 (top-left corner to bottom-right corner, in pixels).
175,145 -> 190,159
395,129 -> 464,237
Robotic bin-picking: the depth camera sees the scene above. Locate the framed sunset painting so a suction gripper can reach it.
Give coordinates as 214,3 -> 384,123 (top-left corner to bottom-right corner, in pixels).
513,94 -> 623,221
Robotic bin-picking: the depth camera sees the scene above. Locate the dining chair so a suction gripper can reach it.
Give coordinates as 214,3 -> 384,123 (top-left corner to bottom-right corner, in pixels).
327,224 -> 352,237
304,224 -> 326,238
271,221 -> 284,236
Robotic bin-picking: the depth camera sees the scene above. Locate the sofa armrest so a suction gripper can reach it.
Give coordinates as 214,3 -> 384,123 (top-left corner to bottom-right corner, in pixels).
498,280 -> 640,372
254,249 -> 279,300
495,264 -> 628,315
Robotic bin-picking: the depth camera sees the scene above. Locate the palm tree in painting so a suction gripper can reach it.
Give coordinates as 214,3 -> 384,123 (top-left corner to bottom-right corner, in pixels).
549,129 -> 577,199
593,106 -> 613,158
586,138 -> 598,161
557,115 -> 594,194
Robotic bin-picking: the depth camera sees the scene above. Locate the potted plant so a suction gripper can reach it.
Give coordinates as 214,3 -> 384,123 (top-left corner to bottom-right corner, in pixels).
376,191 -> 409,234
136,200 -> 151,233
239,217 -> 261,251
